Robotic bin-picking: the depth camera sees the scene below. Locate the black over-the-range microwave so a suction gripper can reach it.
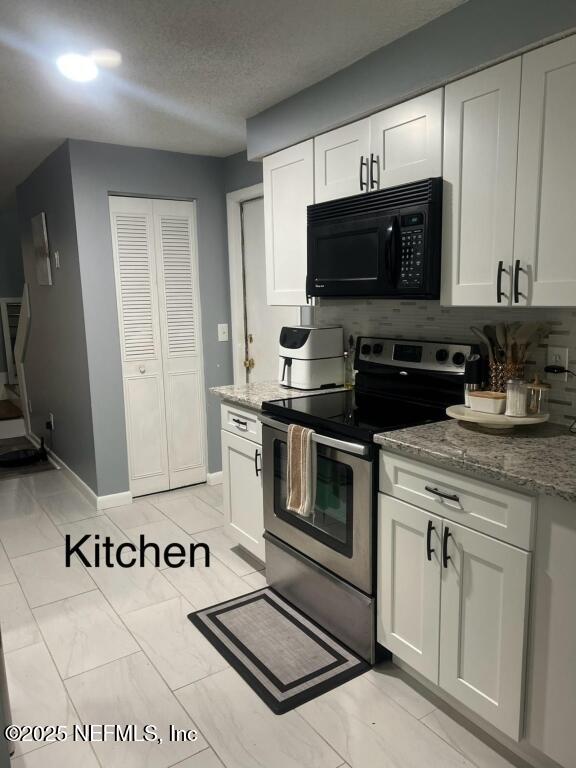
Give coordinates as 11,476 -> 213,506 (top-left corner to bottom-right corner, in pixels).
306,177 -> 442,300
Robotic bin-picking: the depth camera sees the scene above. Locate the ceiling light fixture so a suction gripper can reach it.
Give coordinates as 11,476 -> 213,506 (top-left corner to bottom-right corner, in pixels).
56,53 -> 99,82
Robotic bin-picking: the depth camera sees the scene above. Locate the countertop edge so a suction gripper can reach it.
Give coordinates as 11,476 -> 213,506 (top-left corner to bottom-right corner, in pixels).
374,433 -> 576,503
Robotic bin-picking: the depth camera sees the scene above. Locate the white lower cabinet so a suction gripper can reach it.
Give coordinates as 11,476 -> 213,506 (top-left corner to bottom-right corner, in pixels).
439,520 -> 530,740
221,426 -> 265,561
378,496 -> 441,681
378,492 -> 530,740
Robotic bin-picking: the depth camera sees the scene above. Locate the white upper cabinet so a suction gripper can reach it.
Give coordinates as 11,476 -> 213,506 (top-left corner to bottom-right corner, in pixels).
443,33 -> 576,308
314,119 -> 370,202
514,35 -> 576,306
369,89 -> 443,190
442,58 -> 521,306
313,91 -> 443,204
263,139 -> 314,305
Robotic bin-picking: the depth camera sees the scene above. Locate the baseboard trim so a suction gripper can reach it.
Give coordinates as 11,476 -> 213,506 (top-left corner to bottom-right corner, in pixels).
207,471 -> 223,486
96,491 -> 133,511
28,432 -> 97,507
27,432 -> 132,511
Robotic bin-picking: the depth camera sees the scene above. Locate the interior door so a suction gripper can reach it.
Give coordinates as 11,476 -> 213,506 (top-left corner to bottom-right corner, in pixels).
378,495 -> 441,682
314,119 -> 370,202
221,429 -> 264,560
369,90 -> 443,190
442,58 -> 521,306
439,520 -> 530,739
109,196 -> 170,495
241,197 -> 298,382
153,199 -> 207,488
514,35 -> 576,306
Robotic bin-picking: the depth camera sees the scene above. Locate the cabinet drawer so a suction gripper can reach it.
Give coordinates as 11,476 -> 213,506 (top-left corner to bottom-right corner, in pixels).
221,403 -> 262,444
379,452 -> 535,549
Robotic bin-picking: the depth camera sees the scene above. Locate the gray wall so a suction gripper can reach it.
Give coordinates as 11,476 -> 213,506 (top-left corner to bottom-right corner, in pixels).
0,195 -> 25,373
247,0 -> 576,158
17,142 -> 97,489
224,151 -> 263,193
68,140 -> 232,495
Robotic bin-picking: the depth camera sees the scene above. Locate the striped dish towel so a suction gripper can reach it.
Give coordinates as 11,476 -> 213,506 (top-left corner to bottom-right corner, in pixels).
286,424 -> 316,517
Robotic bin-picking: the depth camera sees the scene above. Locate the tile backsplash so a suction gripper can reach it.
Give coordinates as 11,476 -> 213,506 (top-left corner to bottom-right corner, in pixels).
315,299 -> 576,427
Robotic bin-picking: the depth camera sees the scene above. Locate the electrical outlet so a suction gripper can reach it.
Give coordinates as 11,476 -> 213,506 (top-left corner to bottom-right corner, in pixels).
217,323 -> 229,342
546,346 -> 569,381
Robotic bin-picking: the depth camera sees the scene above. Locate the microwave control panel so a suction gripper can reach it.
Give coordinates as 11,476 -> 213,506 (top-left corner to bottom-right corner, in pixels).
400,223 -> 424,288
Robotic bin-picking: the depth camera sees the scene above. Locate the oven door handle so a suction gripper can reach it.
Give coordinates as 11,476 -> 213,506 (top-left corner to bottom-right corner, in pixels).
259,415 -> 370,457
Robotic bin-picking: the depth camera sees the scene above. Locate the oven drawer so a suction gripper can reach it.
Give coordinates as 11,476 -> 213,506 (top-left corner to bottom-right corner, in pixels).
221,403 -> 262,444
265,533 -> 375,663
379,451 -> 535,549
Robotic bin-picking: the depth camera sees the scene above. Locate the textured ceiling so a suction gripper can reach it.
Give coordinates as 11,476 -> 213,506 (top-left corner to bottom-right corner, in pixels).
0,0 -> 463,200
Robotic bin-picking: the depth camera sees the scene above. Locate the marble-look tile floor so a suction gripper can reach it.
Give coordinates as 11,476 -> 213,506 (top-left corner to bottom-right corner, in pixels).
0,471 -> 525,768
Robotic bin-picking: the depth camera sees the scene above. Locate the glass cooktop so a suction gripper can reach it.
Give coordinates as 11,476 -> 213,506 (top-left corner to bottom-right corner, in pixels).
262,389 -> 447,443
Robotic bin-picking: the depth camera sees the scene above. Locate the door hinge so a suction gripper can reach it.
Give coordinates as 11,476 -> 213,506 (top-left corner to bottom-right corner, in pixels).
243,358 -> 255,369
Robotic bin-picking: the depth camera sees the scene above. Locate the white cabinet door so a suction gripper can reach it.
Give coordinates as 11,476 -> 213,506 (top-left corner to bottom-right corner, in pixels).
110,196 -> 170,496
263,140 -> 314,305
314,119 -> 370,202
378,495 -> 442,682
221,430 -> 264,560
526,495 -> 576,768
442,59 -> 521,306
440,521 -> 530,739
153,200 -> 207,489
369,90 -> 443,190
515,35 -> 576,307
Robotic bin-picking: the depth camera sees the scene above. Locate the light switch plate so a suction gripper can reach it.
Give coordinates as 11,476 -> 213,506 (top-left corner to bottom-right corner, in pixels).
217,323 -> 229,342
547,346 -> 569,381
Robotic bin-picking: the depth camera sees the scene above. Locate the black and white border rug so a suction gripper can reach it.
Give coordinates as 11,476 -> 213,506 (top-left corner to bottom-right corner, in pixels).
188,588 -> 369,714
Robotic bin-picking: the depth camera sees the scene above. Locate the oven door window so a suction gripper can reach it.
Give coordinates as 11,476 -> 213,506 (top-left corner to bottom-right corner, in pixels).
273,439 -> 353,557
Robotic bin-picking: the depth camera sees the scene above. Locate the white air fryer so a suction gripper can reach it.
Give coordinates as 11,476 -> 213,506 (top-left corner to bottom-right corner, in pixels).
278,326 -> 344,390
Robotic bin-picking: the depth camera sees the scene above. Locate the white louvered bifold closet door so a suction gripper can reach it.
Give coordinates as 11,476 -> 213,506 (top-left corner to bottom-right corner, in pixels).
153,199 -> 207,488
109,196 -> 206,495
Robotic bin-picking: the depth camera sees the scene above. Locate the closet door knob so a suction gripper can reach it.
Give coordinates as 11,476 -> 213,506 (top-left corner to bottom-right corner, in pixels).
139,365 -> 146,374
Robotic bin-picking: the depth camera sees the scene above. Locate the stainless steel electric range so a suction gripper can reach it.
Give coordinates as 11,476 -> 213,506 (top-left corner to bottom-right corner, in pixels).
260,336 -> 473,663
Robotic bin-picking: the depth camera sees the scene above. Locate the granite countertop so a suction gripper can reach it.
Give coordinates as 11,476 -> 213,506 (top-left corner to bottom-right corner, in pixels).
210,381 -> 342,411
375,420 -> 576,503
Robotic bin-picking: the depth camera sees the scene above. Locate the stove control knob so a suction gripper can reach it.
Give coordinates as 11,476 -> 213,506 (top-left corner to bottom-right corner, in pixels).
372,343 -> 383,355
361,343 -> 372,356
452,351 -> 466,366
435,348 -> 449,363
